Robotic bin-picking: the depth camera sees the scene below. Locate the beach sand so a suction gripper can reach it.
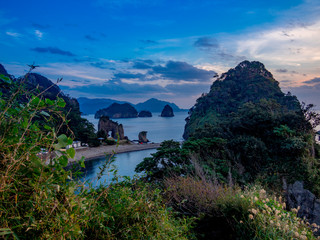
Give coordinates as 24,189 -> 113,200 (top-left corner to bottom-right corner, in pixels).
69,143 -> 161,163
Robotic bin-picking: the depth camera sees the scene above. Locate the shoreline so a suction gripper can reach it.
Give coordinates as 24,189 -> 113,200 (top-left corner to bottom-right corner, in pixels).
69,143 -> 161,164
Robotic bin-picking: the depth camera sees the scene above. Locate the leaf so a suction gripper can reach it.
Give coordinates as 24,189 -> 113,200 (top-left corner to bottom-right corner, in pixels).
57,98 -> 66,108
58,155 -> 68,167
66,148 -> 75,158
79,156 -> 86,168
31,97 -> 40,106
40,111 -> 50,117
54,134 -> 69,150
0,74 -> 12,84
45,98 -> 54,106
44,125 -> 51,130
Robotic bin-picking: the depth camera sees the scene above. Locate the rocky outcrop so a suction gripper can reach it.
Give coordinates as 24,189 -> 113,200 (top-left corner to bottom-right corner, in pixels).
95,103 -> 138,119
286,181 -> 320,235
98,116 -> 125,140
138,110 -> 152,117
138,131 -> 149,143
161,104 -> 174,117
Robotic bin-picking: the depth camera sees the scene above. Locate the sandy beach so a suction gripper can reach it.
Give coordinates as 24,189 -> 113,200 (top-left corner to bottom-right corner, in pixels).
70,143 -> 161,164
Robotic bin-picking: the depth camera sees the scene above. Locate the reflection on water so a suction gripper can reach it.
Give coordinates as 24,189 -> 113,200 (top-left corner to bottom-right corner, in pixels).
77,149 -> 156,187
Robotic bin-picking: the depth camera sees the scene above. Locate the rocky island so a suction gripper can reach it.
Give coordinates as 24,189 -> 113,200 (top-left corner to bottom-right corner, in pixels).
138,110 -> 152,117
95,103 -> 138,119
160,104 -> 174,117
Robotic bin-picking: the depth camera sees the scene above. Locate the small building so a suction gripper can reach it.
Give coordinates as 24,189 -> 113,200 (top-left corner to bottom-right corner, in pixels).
66,141 -> 82,149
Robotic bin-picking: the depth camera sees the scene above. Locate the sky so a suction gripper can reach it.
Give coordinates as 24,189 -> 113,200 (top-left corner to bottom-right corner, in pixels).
1,0 -> 320,109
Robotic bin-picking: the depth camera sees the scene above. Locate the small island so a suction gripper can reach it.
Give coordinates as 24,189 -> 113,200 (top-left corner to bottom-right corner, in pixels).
160,104 -> 174,117
95,103 -> 138,119
138,110 -> 152,117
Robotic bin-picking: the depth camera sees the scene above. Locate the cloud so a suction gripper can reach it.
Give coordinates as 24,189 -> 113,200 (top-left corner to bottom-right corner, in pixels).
194,37 -> 219,49
303,77 -> 320,84
6,31 -> 21,38
34,30 -> 43,40
30,47 -> 76,56
276,69 -> 288,73
151,61 -> 216,82
132,59 -> 154,69
85,34 -> 98,41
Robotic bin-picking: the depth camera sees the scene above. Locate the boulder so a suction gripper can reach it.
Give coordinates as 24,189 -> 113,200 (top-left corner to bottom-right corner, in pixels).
161,104 -> 174,117
286,181 -> 320,235
98,116 -> 125,140
138,110 -> 152,117
138,131 -> 149,143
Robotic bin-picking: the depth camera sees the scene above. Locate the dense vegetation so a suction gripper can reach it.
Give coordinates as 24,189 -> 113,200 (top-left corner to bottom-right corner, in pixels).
95,103 -> 138,119
136,61 -> 320,238
0,71 -> 194,239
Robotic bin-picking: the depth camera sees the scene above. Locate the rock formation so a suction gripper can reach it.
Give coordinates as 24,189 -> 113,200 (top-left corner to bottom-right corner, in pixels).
161,104 -> 174,117
138,110 -> 152,117
98,116 -> 125,140
286,181 -> 320,235
138,131 -> 149,143
95,103 -> 138,119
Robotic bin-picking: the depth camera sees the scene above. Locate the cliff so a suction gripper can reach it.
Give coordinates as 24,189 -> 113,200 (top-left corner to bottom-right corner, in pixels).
161,104 -> 174,117
98,116 -> 125,140
95,103 -> 138,119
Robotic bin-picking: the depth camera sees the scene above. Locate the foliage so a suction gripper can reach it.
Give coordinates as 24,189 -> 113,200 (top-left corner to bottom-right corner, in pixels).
182,61 -> 320,194
0,72 -> 195,239
135,140 -> 191,182
164,175 -> 318,239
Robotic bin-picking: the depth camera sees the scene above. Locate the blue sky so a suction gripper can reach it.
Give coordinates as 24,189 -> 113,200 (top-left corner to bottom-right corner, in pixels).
1,0 -> 320,108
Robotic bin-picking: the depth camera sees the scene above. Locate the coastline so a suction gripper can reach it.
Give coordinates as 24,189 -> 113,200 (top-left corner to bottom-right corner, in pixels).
69,143 -> 161,164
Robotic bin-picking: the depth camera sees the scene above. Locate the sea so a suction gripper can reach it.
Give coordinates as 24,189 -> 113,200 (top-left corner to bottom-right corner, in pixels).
79,111 -> 188,186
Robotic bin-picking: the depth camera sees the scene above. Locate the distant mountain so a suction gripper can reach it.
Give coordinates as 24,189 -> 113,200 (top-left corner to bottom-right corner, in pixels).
78,97 -> 186,115
77,97 -> 130,115
135,98 -> 186,112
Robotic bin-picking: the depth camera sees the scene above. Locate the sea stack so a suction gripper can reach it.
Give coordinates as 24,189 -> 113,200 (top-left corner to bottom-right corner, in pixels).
161,104 -> 174,117
138,131 -> 149,143
98,116 -> 125,140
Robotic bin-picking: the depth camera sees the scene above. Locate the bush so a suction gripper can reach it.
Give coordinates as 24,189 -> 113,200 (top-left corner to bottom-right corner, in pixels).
0,73 -> 195,239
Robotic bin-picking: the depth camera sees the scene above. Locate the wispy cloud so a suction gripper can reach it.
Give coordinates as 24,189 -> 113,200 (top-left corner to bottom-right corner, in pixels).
6,31 -> 21,38
34,30 -> 43,40
30,47 -> 76,56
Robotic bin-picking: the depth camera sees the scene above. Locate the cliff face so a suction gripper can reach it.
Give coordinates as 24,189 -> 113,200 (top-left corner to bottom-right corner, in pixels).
161,104 -> 174,117
95,103 -> 138,119
183,60 -> 302,139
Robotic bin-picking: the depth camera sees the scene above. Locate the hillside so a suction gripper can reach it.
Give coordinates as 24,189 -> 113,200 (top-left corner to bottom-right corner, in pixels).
95,103 -> 138,119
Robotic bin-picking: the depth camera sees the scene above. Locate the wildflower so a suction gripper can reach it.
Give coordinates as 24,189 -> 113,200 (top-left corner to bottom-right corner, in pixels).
254,196 -> 258,201
270,220 -> 274,224
276,222 -> 280,227
294,232 -> 300,238
240,195 -> 244,198
240,220 -> 243,224
249,214 -> 254,220
266,198 -> 269,202
311,223 -> 318,228
260,189 -> 266,195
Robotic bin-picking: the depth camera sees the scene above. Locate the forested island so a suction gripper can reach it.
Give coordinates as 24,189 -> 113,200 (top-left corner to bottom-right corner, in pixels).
1,61 -> 320,239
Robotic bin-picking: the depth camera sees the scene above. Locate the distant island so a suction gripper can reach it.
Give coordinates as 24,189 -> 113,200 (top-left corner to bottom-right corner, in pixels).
95,103 -> 138,119
138,110 -> 152,117
78,97 -> 187,115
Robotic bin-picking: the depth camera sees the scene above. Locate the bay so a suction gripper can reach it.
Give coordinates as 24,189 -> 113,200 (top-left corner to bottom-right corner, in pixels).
82,111 -> 188,143
79,112 -> 188,185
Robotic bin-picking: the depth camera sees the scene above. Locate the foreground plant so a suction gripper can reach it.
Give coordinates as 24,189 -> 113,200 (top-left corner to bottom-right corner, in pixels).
0,72 -> 194,239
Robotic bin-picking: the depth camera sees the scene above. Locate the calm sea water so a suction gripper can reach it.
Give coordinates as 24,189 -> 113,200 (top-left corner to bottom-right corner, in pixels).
80,112 -> 188,185
83,111 -> 188,143
77,149 -> 157,187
